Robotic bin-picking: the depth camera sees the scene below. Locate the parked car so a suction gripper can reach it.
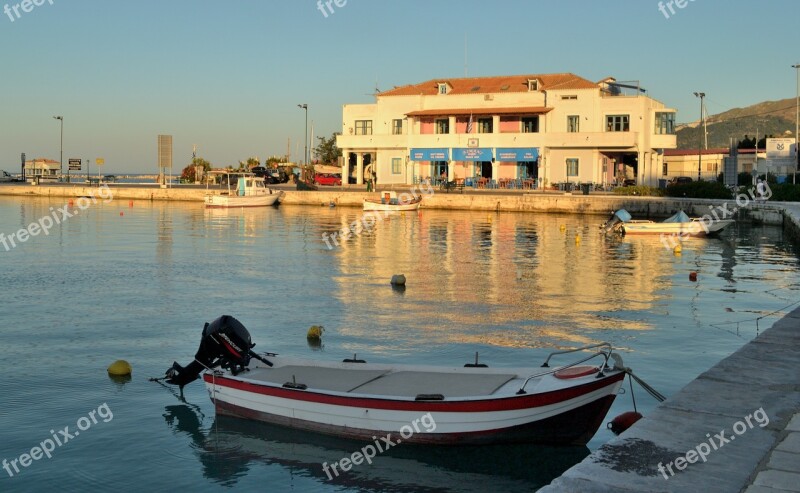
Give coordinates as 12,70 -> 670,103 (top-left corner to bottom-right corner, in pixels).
668,176 -> 693,186
314,173 -> 342,186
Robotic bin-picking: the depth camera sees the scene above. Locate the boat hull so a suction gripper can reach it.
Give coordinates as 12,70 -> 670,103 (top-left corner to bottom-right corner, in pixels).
203,365 -> 624,446
362,200 -> 421,212
622,219 -> 734,236
204,191 -> 283,208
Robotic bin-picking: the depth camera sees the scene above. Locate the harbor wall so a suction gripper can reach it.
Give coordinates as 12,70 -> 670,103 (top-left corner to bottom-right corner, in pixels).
3,184 -> 794,223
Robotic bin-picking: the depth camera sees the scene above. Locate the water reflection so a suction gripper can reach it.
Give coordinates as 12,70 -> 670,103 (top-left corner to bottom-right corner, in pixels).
162,404 -> 588,492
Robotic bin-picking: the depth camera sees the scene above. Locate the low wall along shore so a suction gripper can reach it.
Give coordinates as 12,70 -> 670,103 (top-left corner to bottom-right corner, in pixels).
0,184 -> 796,231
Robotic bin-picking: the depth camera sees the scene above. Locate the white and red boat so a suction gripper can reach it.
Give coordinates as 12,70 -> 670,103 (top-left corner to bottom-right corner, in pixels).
164,316 -> 627,446
363,190 -> 422,212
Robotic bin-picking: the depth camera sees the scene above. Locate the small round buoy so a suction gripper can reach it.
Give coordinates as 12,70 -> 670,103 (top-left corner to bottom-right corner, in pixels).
689,271 -> 698,282
120,212 -> 124,216
608,411 -> 642,435
128,200 -> 133,207
68,200 -> 74,206
391,274 -> 406,286
673,244 -> 682,255
307,325 -> 324,340
559,224 -> 566,232
575,235 -> 581,244
107,360 -> 132,376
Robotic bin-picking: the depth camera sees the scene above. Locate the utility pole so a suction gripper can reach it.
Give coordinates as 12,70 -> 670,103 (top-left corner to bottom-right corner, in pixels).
793,64 -> 799,184
693,92 -> 705,181
53,116 -> 63,182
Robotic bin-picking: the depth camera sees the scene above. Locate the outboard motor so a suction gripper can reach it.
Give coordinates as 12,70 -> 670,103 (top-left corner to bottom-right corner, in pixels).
165,315 -> 271,388
600,209 -> 631,234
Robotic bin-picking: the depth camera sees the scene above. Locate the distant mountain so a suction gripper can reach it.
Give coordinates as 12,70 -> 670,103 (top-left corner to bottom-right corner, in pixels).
676,98 -> 797,150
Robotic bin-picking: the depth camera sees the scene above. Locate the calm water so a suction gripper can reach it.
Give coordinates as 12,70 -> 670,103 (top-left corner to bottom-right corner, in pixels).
1,195 -> 798,492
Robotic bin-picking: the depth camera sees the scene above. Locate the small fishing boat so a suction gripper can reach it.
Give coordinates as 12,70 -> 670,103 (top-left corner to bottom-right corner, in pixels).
163,316 -> 627,446
205,174 -> 283,208
363,191 -> 422,212
601,209 -> 734,236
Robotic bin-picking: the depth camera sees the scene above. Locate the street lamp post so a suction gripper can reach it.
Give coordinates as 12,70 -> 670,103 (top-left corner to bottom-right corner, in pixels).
53,116 -> 63,182
297,103 -> 313,181
792,64 -> 799,184
693,92 -> 705,181
297,104 -> 308,166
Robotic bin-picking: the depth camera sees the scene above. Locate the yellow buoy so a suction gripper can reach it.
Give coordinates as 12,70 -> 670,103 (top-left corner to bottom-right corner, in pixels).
575,235 -> 581,244
307,325 -> 324,340
559,224 -> 566,231
107,360 -> 132,376
673,244 -> 682,255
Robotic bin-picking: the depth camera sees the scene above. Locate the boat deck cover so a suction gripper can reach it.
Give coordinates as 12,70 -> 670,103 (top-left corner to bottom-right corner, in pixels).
245,366 -> 517,398
353,371 -> 517,398
247,366 -> 391,393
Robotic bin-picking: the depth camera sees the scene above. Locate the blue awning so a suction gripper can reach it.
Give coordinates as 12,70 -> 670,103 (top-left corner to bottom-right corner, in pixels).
452,148 -> 493,161
410,148 -> 449,161
495,148 -> 539,162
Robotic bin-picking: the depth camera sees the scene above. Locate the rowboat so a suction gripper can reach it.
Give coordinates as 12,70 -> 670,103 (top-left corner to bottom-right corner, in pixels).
205,174 -> 283,208
363,191 -> 422,212
602,209 -> 734,236
164,316 -> 627,446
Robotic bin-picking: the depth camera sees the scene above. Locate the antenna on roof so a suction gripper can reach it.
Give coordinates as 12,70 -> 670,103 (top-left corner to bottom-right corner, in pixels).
364,76 -> 381,98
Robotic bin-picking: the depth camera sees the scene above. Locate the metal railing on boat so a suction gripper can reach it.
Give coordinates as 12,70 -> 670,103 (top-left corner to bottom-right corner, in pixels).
516,342 -> 615,395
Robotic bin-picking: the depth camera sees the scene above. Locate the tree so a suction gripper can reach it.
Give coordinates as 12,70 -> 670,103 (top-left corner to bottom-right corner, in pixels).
180,157 -> 211,183
315,132 -> 342,165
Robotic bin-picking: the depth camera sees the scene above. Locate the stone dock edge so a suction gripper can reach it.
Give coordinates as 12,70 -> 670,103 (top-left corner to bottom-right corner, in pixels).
538,304 -> 800,493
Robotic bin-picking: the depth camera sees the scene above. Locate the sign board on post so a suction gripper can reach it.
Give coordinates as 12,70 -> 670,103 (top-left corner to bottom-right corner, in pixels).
766,138 -> 796,174
95,158 -> 105,165
68,158 -> 81,171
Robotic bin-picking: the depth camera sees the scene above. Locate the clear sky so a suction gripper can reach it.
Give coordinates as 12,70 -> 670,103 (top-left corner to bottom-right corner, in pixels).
0,0 -> 797,173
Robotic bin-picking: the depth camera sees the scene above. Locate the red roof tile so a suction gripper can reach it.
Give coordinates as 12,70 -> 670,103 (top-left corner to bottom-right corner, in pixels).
379,73 -> 598,97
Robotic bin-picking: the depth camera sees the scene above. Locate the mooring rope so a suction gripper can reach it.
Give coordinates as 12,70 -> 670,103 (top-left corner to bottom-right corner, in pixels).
624,368 -> 666,403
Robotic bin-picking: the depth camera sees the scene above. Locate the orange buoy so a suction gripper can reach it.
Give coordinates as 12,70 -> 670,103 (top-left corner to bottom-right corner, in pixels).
120,212 -> 124,216
689,272 -> 697,282
608,411 -> 643,435
128,200 -> 133,207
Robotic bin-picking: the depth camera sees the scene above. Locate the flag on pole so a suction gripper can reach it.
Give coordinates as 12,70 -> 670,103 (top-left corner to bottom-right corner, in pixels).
466,113 -> 473,134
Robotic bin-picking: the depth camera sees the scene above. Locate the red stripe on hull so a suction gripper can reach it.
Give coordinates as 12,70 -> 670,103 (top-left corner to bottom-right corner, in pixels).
214,394 -> 618,446
203,371 -> 625,412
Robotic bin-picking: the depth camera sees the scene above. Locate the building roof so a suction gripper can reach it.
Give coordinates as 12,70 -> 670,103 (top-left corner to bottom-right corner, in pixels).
664,148 -> 729,157
379,73 -> 598,97
406,106 -> 552,117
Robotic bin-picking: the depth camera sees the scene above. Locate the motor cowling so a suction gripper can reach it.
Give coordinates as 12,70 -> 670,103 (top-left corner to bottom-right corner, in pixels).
165,315 -> 255,388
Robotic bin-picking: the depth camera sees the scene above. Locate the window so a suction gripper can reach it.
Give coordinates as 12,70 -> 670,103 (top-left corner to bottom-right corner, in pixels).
392,158 -> 402,174
355,120 -> 372,135
392,119 -> 403,135
528,79 -> 539,91
567,115 -> 579,133
655,112 -> 676,135
438,83 -> 448,95
522,116 -> 539,133
561,95 -> 577,100
606,115 -> 630,132
566,158 -> 579,177
478,117 -> 493,134
435,118 -> 449,134
662,162 -> 668,176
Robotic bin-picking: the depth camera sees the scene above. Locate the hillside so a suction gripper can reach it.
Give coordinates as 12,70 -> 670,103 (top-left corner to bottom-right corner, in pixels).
676,98 -> 796,149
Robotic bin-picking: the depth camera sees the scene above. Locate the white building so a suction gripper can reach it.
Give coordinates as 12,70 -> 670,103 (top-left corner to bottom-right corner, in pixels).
336,73 -> 677,188
23,158 -> 60,179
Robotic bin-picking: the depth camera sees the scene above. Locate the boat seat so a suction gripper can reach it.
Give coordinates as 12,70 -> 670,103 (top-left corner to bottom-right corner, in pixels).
554,366 -> 599,379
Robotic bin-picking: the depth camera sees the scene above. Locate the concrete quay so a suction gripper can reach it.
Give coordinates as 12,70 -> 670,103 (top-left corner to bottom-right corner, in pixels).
538,305 -> 800,493
0,183 -> 793,223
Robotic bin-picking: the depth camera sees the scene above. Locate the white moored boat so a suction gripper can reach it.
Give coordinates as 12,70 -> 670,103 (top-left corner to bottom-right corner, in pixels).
602,209 -> 734,236
205,174 -> 283,208
363,191 -> 422,212
163,316 -> 627,446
